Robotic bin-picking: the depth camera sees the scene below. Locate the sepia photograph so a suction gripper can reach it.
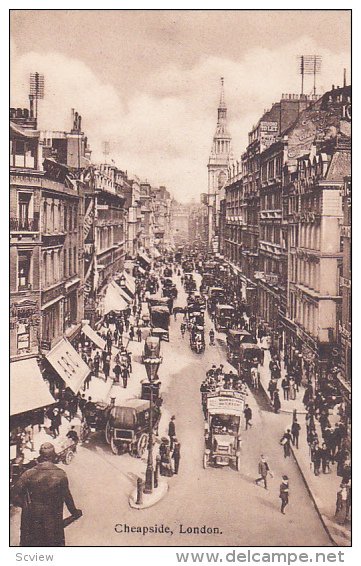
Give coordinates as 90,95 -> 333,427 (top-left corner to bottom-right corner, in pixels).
9,8 -> 351,550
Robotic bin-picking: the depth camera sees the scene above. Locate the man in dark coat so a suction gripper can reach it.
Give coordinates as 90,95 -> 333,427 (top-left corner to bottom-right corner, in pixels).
113,362 -> 122,384
291,419 -> 301,448
172,438 -> 181,474
168,416 -> 176,450
279,475 -> 289,514
243,404 -> 253,430
11,443 -> 82,546
50,408 -> 62,438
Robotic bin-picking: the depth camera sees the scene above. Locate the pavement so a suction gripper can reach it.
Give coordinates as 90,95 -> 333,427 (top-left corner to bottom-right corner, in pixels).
247,336 -> 351,546
10,270 -> 341,547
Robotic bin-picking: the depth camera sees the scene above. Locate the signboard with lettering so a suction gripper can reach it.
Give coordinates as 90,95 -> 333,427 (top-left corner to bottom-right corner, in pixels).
260,121 -> 278,132
83,199 -> 94,240
207,391 -> 245,414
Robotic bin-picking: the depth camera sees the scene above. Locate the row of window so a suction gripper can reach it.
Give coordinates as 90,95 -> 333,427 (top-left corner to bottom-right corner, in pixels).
43,199 -> 78,233
16,246 -> 78,291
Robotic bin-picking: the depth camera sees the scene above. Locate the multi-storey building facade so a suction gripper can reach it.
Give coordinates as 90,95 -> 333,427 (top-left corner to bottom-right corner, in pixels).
82,163 -> 126,322
339,176 -> 351,387
282,85 -> 351,380
10,110 -> 42,361
139,182 -> 155,251
224,94 -> 319,316
124,176 -> 142,258
10,109 -> 87,358
189,197 -> 208,250
171,200 -> 189,246
152,186 -> 172,252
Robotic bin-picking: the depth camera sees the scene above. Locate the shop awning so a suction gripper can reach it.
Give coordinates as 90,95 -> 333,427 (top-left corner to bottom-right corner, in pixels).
46,338 -> 90,393
11,358 -> 56,416
138,252 -> 151,265
113,282 -> 132,304
104,282 -> 129,313
123,271 -> 136,295
82,323 -> 106,350
151,248 -> 161,259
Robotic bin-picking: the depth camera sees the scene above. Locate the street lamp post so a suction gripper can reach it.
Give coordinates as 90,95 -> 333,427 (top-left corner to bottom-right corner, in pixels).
143,355 -> 162,494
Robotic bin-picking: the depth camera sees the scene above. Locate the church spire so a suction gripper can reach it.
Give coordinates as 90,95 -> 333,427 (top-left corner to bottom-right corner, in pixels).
219,77 -> 226,108
217,77 -> 228,128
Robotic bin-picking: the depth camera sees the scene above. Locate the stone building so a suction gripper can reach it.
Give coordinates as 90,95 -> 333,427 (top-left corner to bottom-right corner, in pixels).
282,85 -> 351,379
10,110 -> 42,361
339,175 -> 351,387
207,78 -> 233,252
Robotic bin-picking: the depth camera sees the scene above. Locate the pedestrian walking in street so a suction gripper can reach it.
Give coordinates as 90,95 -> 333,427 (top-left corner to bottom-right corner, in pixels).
209,328 -> 215,346
244,404 -> 253,430
93,352 -> 100,377
268,379 -> 277,402
137,327 -> 142,342
103,359 -> 110,383
106,333 -> 112,354
102,346 -> 108,368
129,325 -> 135,341
251,365 -> 260,390
289,377 -> 297,401
78,394 -> 87,417
279,475 -> 289,514
83,370 -> 92,391
126,350 -> 132,373
113,362 -> 122,384
281,377 -> 290,400
311,442 -> 322,476
172,438 -> 181,474
320,442 -> 331,474
280,429 -> 292,458
11,443 -> 82,546
180,322 -> 186,338
50,408 -> 61,438
122,365 -> 129,389
255,455 -> 273,489
335,482 -> 349,525
291,419 -> 301,448
168,415 -> 176,450
273,390 -> 281,414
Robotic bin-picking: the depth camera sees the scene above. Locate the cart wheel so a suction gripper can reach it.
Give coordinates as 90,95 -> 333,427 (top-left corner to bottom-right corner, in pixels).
110,437 -> 119,455
236,456 -> 241,472
64,450 -> 74,465
203,454 -> 209,469
105,421 -> 111,445
137,433 -> 148,457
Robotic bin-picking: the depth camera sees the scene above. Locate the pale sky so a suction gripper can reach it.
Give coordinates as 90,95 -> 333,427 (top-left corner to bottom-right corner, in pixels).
10,10 -> 351,202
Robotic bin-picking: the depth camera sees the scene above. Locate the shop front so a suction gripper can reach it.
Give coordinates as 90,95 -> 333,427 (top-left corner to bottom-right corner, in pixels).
10,357 -> 56,466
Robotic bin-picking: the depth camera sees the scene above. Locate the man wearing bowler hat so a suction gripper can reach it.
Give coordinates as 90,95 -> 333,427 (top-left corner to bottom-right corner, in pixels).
11,443 -> 82,546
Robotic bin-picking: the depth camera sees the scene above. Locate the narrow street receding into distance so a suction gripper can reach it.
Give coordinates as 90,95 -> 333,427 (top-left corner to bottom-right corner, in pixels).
47,274 -> 331,547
